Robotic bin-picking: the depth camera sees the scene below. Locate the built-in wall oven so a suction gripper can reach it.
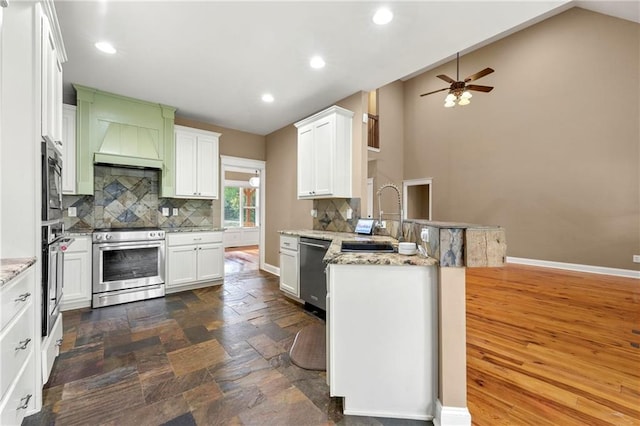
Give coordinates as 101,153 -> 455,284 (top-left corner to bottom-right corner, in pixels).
41,220 -> 73,336
41,139 -> 62,223
92,228 -> 166,308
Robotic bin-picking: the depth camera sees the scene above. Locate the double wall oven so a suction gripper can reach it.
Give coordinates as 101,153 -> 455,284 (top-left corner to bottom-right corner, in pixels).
92,228 -> 166,308
41,139 -> 72,336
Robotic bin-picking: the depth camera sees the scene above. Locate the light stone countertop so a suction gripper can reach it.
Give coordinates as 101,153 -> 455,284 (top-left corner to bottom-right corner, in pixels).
164,227 -> 225,233
0,257 -> 37,287
279,230 -> 438,266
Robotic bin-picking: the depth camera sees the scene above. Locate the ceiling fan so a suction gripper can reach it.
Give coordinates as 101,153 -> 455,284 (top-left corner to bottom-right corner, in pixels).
420,53 -> 494,107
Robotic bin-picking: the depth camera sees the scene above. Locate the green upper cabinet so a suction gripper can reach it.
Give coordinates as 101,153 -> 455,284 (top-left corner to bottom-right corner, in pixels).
74,84 -> 177,196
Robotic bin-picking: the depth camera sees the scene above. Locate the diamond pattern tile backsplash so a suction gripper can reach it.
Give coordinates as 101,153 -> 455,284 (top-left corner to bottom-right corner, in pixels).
63,165 -> 214,231
312,198 -> 360,232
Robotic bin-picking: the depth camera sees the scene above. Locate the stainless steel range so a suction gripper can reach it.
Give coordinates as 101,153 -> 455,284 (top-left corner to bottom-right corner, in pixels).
92,228 -> 165,308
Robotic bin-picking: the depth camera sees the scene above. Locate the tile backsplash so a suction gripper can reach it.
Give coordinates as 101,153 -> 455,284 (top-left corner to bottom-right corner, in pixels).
63,165 -> 214,231
312,198 -> 360,233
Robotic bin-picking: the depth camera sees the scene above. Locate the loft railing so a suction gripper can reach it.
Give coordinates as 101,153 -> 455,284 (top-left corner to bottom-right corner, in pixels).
367,113 -> 379,150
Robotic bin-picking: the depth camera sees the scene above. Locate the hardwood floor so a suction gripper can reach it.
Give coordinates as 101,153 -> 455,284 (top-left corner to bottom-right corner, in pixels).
466,264 -> 640,425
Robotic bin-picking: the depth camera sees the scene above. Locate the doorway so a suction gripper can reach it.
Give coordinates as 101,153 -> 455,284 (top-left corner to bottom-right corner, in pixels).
220,155 -> 266,271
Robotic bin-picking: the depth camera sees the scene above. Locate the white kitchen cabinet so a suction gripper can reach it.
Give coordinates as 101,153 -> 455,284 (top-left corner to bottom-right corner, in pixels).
174,125 -> 220,199
327,264 -> 437,420
61,105 -> 76,194
40,313 -> 62,385
166,231 -> 224,293
61,236 -> 91,311
40,10 -> 63,152
279,235 -> 299,297
0,266 -> 37,425
294,106 -> 354,199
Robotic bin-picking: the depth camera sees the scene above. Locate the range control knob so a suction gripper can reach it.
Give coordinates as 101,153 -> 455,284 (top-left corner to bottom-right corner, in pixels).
158,231 -> 164,238
149,232 -> 156,237
105,234 -> 112,240
95,234 -> 102,241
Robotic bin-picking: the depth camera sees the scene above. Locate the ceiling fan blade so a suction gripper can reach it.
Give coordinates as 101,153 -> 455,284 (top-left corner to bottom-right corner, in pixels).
436,74 -> 456,84
464,68 -> 494,82
466,84 -> 494,92
419,87 -> 449,97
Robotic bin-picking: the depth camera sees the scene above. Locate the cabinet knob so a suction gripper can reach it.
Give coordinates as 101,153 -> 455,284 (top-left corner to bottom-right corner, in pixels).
56,338 -> 64,347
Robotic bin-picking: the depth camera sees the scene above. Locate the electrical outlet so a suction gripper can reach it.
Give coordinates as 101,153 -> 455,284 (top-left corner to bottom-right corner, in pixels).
380,220 -> 386,229
346,208 -> 353,219
162,207 -> 169,216
420,227 -> 429,243
173,208 -> 179,216
311,209 -> 317,218
68,207 -> 77,217
633,255 -> 640,263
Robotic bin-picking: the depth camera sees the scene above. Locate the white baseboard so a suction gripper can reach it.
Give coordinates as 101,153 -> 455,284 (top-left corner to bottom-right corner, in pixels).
507,257 -> 640,279
433,400 -> 471,426
262,263 -> 279,276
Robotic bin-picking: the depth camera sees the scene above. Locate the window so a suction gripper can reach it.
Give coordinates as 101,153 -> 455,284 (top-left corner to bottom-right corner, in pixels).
223,185 -> 258,228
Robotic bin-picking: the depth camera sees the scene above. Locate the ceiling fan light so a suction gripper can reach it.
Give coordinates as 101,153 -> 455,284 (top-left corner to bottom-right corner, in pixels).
461,90 -> 472,99
458,98 -> 471,106
445,93 -> 456,102
444,100 -> 456,108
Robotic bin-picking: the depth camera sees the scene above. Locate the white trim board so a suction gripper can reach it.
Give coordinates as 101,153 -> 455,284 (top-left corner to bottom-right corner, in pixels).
433,400 -> 471,426
507,257 -> 640,280
262,263 -> 279,277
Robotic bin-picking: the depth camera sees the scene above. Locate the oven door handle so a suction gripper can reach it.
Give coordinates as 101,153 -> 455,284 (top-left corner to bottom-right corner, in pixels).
94,241 -> 164,251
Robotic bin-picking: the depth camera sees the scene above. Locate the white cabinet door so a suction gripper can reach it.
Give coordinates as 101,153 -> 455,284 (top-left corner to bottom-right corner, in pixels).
174,126 -> 220,199
175,131 -> 198,197
61,239 -> 92,311
62,105 -> 76,194
167,245 -> 198,287
279,249 -> 299,296
312,116 -> 334,197
294,106 -> 353,199
197,243 -> 223,281
297,126 -> 315,198
196,134 -> 218,198
40,12 -> 62,149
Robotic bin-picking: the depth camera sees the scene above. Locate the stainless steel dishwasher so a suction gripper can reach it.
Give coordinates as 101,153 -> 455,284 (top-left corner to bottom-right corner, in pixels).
299,236 -> 331,312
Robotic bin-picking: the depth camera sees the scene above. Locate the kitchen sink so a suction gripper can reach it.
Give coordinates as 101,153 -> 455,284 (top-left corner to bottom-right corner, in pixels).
340,240 -> 395,253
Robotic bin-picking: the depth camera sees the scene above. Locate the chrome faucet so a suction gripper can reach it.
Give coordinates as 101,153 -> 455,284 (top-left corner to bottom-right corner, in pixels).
376,183 -> 404,241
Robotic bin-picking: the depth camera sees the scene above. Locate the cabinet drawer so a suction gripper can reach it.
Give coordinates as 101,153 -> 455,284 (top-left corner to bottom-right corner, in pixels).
0,303 -> 34,401
0,351 -> 35,426
168,232 -> 223,247
64,235 -> 90,253
0,268 -> 34,332
280,235 -> 298,252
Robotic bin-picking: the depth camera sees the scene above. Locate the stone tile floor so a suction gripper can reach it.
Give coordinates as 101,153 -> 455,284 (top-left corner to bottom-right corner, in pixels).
24,247 -> 430,426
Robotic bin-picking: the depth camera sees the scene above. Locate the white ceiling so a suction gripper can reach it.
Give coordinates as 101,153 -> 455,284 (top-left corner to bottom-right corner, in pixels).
55,1 -> 640,136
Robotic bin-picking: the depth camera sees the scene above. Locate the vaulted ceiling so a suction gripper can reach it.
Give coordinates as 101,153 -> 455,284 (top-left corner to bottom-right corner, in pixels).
56,1 -> 639,136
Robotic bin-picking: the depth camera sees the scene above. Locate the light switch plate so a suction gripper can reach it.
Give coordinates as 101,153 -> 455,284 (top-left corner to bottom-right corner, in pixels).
162,207 -> 169,216
311,209 -> 317,218
346,208 -> 353,219
68,207 -> 77,217
633,255 -> 640,263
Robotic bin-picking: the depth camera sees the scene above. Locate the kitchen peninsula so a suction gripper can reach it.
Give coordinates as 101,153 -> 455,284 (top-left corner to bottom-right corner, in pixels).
280,222 -> 506,425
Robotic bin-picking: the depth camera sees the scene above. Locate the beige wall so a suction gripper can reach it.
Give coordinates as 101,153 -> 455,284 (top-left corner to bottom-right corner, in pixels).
264,125 -> 312,266
402,8 -> 639,270
263,92 -> 369,267
368,80 -> 405,219
174,116 -> 266,227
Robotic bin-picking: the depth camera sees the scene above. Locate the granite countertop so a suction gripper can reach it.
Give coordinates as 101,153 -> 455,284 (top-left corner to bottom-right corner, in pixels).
0,257 -> 37,287
279,230 -> 438,267
165,227 -> 225,233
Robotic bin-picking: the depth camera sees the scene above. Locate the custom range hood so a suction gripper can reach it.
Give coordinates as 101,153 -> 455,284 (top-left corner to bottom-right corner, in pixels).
74,84 -> 177,195
94,121 -> 164,169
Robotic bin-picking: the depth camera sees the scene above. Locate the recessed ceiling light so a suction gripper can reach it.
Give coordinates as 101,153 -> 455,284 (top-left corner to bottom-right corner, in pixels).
310,56 -> 325,69
372,7 -> 393,25
261,93 -> 274,103
95,41 -> 116,54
